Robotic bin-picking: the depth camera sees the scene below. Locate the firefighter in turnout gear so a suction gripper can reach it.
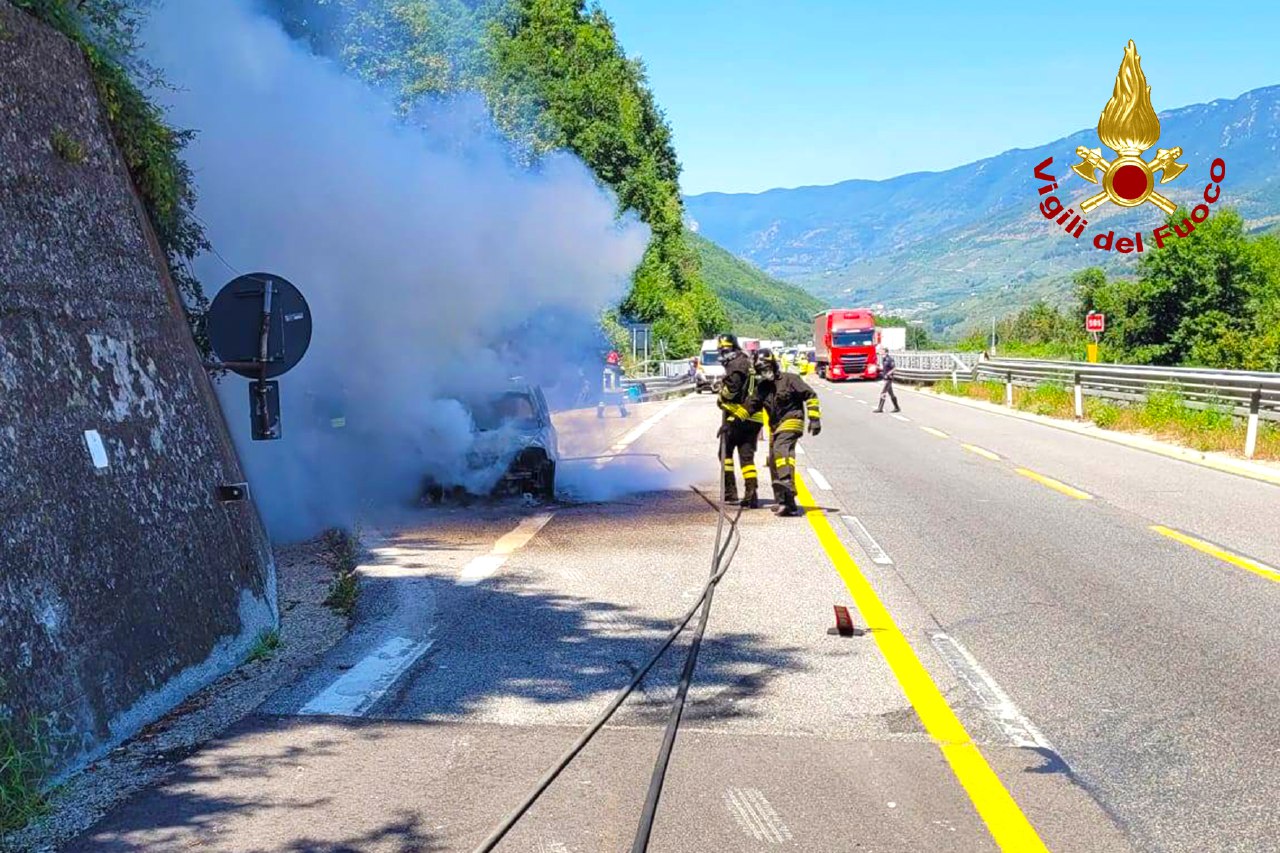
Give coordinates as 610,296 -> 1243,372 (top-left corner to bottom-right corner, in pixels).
750,349 -> 821,516
715,333 -> 764,507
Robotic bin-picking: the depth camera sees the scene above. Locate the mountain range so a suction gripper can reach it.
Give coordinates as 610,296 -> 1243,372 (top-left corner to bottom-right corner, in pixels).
685,85 -> 1280,334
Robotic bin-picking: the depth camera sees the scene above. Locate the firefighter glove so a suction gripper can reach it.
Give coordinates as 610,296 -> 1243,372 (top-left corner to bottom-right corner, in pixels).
808,418 -> 822,436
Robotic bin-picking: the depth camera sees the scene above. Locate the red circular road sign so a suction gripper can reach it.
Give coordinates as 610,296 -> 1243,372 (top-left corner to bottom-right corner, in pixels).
1086,312 -> 1106,333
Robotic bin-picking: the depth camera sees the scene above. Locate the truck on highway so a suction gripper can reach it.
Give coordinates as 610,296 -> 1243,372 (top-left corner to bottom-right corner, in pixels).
813,309 -> 880,381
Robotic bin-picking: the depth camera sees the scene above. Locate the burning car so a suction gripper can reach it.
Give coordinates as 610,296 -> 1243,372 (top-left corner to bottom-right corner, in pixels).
425,383 -> 559,502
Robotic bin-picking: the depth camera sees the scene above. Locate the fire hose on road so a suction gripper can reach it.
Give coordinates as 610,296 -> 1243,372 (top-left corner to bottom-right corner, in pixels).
472,441 -> 743,853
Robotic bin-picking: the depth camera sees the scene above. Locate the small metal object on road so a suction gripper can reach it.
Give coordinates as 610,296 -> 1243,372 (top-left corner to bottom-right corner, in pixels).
828,604 -> 863,637
215,482 -> 250,502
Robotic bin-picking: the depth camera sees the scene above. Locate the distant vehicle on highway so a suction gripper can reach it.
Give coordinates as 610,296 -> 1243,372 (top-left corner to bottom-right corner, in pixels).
426,382 -> 559,502
695,338 -> 725,393
814,309 -> 881,381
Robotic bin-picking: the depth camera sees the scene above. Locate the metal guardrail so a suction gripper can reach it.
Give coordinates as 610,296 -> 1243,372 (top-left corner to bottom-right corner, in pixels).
889,351 -> 981,383
622,374 -> 695,401
633,359 -> 697,379
975,358 -> 1280,422
891,353 -> 1280,458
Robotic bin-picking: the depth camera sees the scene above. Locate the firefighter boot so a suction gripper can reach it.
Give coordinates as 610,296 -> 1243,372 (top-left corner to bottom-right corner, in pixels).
772,487 -> 800,516
740,481 -> 759,509
722,473 -> 739,504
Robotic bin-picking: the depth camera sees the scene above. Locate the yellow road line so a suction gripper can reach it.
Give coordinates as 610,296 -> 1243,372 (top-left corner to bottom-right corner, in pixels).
1151,525 -> 1280,583
1014,468 -> 1092,500
794,475 -> 1048,852
962,444 -> 1001,461
920,426 -> 950,439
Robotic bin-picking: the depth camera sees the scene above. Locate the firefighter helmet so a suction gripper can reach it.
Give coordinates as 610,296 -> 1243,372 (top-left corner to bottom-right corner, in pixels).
756,348 -> 780,379
716,333 -> 740,357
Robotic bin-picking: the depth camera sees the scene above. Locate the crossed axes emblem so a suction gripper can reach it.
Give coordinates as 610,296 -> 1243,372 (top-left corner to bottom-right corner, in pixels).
1071,146 -> 1187,214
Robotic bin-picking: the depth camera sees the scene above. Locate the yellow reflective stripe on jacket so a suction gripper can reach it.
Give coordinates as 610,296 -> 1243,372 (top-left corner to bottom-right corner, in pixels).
777,418 -> 804,433
805,399 -> 822,418
720,402 -> 750,419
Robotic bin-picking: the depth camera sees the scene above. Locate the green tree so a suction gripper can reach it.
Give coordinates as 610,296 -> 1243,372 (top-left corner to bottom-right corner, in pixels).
1113,209 -> 1266,366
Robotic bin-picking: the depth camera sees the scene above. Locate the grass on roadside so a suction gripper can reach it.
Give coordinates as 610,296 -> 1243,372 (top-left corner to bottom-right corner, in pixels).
322,527 -> 361,617
245,628 -> 281,664
1,686 -> 51,833
934,380 -> 1280,461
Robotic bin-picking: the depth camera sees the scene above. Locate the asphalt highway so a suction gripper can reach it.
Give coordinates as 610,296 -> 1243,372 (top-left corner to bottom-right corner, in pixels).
73,381 -> 1280,852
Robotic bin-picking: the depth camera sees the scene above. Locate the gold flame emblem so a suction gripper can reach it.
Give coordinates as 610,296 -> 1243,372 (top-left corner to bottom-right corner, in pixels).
1072,40 -> 1185,214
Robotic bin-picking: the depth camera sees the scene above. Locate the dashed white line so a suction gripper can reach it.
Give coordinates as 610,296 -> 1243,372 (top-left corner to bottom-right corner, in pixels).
855,399 -> 868,405
806,467 -> 833,491
594,394 -> 689,468
929,632 -> 1055,751
962,443 -> 1000,461
723,787 -> 792,844
841,516 -> 893,565
459,513 -> 555,585
891,413 -> 910,422
920,426 -> 949,438
299,635 -> 434,717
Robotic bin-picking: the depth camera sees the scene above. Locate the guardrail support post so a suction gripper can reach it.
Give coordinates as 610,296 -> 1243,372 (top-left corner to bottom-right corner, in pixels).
1074,372 -> 1084,420
951,368 -> 958,385
1005,372 -> 1013,407
1245,388 -> 1262,458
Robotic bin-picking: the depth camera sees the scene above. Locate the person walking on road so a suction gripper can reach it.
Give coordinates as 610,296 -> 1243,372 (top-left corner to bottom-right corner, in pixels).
874,346 -> 900,413
598,350 -> 629,419
715,333 -> 764,507
751,349 -> 821,516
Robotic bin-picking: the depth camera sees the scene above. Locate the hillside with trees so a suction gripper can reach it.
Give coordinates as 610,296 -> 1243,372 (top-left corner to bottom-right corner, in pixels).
691,233 -> 823,341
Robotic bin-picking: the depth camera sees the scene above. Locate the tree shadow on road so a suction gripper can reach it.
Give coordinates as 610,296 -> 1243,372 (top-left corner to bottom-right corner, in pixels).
67,489 -> 806,851
374,490 -> 808,724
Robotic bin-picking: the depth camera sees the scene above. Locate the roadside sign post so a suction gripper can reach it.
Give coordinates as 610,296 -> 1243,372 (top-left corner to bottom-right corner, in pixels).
1085,313 -> 1105,363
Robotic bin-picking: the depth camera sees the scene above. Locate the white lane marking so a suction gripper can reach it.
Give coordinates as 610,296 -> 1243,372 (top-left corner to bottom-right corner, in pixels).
594,394 -> 689,468
459,512 -> 555,585
841,516 -> 893,565
299,636 -> 434,717
920,426 -> 949,438
795,445 -> 806,456
855,399 -> 868,405
929,632 -> 1055,751
807,468 -> 833,491
723,788 -> 793,844
892,413 -> 911,422
962,443 -> 1000,461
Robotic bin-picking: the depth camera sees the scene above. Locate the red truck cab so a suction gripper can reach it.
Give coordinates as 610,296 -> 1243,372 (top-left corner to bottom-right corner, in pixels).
813,309 -> 880,381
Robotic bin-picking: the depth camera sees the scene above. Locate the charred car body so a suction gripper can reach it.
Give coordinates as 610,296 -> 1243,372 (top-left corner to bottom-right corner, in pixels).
425,383 -> 559,502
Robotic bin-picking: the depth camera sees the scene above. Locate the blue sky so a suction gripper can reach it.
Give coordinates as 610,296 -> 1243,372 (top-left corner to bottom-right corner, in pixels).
600,1 -> 1280,195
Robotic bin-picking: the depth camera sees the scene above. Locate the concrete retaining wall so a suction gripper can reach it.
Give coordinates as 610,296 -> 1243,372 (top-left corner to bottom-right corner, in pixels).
0,2 -> 276,776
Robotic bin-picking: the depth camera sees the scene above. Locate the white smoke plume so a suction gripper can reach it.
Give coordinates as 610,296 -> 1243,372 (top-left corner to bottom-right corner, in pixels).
143,0 -> 651,540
